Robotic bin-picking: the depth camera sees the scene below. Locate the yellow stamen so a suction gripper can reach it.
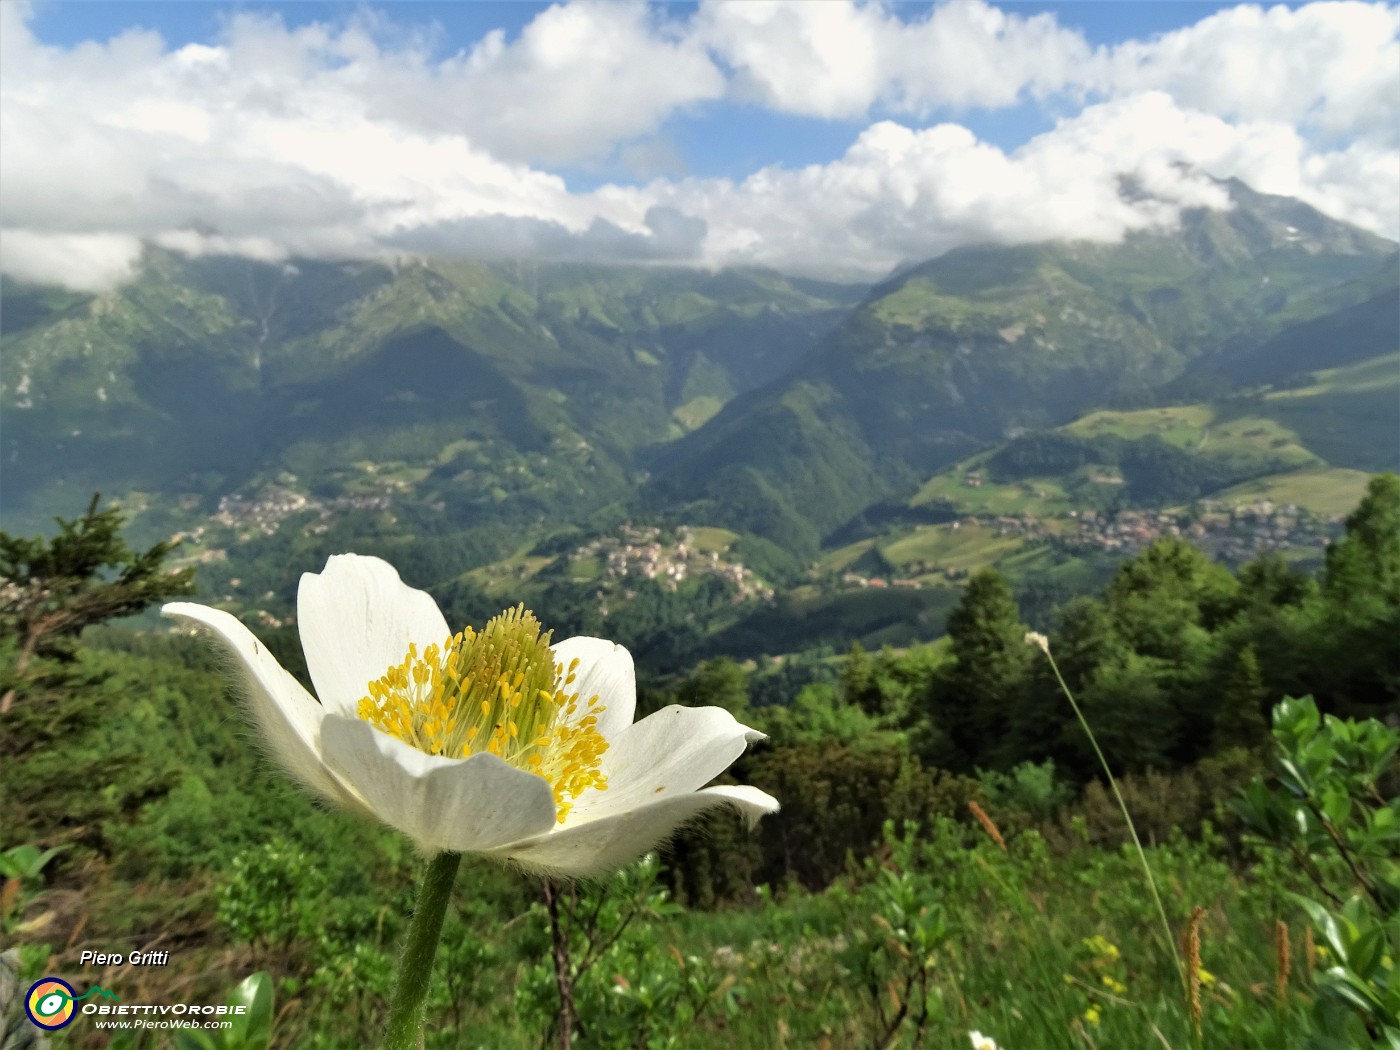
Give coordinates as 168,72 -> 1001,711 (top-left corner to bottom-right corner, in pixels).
355,604 -> 609,821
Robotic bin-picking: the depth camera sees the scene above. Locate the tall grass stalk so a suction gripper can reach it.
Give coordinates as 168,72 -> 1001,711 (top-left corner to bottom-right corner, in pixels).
1029,635 -> 1186,989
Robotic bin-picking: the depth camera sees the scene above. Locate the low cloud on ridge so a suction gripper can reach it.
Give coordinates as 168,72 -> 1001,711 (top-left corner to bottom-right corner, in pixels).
1,0 -> 1396,291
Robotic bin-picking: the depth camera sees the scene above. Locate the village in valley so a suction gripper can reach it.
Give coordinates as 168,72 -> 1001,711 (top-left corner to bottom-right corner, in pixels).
165,472 -> 1347,622
565,524 -> 775,602
831,498 -> 1344,591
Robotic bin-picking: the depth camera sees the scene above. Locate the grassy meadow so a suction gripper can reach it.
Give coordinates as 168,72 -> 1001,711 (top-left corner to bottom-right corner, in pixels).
3,480 -> 1397,1049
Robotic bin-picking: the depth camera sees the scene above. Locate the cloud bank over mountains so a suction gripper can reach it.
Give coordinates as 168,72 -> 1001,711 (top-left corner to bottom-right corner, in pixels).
2,0 -> 1397,290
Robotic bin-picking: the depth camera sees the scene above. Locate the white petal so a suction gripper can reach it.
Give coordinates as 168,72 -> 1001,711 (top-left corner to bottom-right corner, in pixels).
297,554 -> 450,718
162,602 -> 365,814
492,784 -> 779,876
550,636 -> 636,740
569,705 -> 765,823
319,716 -> 559,854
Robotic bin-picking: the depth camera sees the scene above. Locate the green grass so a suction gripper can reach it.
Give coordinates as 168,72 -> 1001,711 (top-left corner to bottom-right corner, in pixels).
673,395 -> 725,431
640,829 -> 1292,1050
1264,352 -> 1399,400
912,467 -> 1076,516
1254,356 -> 1399,473
1065,404 -> 1215,448
688,526 -> 739,554
567,555 -> 601,581
1199,414 -> 1319,466
1212,467 -> 1376,517
816,537 -> 879,575
879,522 -> 1030,575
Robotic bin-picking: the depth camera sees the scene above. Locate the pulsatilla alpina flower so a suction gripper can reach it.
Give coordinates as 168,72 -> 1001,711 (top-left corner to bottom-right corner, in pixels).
163,554 -> 778,873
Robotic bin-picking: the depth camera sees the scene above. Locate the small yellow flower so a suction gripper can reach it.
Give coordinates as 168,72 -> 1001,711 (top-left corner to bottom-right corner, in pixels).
1084,1005 -> 1101,1026
1082,935 -> 1120,961
1198,967 -> 1216,988
1101,974 -> 1127,994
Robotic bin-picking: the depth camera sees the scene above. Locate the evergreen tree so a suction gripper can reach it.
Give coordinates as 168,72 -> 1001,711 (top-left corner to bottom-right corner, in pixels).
1105,537 -> 1239,660
1324,473 -> 1400,608
921,569 -> 1030,771
1236,552 -> 1316,611
1,495 -> 195,714
1212,645 -> 1270,751
840,641 -> 884,715
1315,473 -> 1400,713
1076,651 -> 1174,773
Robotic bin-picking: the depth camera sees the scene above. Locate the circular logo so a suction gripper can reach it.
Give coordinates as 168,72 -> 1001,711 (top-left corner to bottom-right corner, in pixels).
25,977 -> 78,1031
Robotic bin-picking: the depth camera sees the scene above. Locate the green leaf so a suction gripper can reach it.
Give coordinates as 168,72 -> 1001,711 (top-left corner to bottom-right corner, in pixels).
0,844 -> 62,880
1321,967 -> 1385,1018
1321,785 -> 1351,828
220,971 -> 274,1050
1292,895 -> 1351,965
1349,926 -> 1388,978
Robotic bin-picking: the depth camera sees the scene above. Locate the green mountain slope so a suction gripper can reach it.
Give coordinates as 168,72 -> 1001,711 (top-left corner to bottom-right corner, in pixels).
0,254 -> 862,534
816,347 -> 1397,614
645,180 -> 1397,554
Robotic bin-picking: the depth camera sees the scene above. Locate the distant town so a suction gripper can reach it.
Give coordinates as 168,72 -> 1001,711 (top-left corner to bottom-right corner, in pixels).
834,499 -> 1344,590
569,525 -> 775,602
170,476 -> 1346,615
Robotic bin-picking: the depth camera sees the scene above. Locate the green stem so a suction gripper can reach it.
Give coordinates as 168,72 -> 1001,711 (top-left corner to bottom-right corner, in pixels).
1042,650 -> 1186,988
383,851 -> 462,1050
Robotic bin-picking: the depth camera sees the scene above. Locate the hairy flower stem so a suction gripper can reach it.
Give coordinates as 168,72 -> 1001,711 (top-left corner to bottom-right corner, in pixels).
383,851 -> 462,1050
543,879 -> 576,1050
1041,650 -> 1186,990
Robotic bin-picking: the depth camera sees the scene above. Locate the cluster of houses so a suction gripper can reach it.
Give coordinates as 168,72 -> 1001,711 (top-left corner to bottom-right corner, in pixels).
571,525 -> 774,601
828,498 -> 1343,590
839,573 -> 925,590
202,483 -> 395,537
1060,500 -> 1340,559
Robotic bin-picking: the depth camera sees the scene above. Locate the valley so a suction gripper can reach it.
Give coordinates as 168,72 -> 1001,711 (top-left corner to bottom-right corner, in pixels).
1,177 -> 1396,669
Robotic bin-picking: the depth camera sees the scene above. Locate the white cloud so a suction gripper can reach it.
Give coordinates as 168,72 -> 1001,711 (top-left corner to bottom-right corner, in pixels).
426,1 -> 724,164
1103,2 -> 1400,142
696,0 -> 1399,143
0,230 -> 143,291
0,1 -> 1395,291
0,4 -> 709,287
696,1 -> 886,118
696,0 -> 1093,117
633,92 -> 1394,279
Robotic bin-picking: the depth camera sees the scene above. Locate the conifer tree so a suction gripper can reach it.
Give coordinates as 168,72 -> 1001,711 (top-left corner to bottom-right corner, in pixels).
923,569 -> 1030,771
840,641 -> 884,715
1212,644 -> 1270,751
1315,473 -> 1400,712
0,494 -> 195,714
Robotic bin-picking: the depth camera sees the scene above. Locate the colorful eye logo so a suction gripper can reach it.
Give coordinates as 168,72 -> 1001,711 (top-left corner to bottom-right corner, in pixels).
25,977 -> 77,1030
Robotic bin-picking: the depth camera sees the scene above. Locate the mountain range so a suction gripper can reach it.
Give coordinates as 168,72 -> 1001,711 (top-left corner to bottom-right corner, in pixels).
1,175 -> 1396,629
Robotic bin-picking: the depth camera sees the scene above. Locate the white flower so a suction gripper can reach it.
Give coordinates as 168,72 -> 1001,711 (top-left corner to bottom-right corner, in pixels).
163,554 -> 778,874
1023,631 -> 1050,656
969,1032 -> 1002,1050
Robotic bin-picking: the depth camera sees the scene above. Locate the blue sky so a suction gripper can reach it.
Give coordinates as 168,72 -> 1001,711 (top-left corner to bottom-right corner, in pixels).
3,1 -> 1396,289
21,1 -> 1265,179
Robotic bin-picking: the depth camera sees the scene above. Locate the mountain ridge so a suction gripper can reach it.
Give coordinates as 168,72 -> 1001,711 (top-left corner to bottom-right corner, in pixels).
1,178 -> 1395,601
641,180 -> 1397,554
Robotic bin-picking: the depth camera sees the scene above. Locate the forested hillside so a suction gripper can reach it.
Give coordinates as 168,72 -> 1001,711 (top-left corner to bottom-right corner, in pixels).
644,180 -> 1397,555
2,477 -> 1396,1048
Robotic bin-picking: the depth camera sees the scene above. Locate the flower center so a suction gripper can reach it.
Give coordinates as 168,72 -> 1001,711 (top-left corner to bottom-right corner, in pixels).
355,605 -> 608,822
